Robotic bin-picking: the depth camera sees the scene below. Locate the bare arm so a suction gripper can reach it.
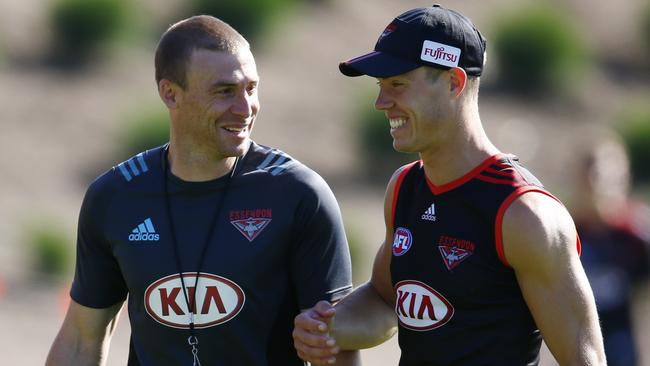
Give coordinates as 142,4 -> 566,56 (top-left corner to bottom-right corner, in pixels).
324,194 -> 400,349
502,192 -> 606,366
46,299 -> 124,366
330,282 -> 396,350
332,165 -> 402,347
293,167 -> 406,364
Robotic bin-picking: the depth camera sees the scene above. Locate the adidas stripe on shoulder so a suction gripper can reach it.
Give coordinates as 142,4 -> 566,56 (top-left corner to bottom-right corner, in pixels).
117,152 -> 150,182
256,149 -> 293,176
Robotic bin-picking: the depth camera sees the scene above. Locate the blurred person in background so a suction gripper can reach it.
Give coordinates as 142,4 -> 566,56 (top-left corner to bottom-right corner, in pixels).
46,15 -> 357,365
570,130 -> 650,366
293,5 -> 606,366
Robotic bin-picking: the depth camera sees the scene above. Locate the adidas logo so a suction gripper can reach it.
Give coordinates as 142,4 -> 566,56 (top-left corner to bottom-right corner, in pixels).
128,218 -> 160,242
421,203 -> 436,222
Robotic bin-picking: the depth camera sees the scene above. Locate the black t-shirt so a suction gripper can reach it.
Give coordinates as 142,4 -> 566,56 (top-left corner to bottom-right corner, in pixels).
71,142 -> 353,365
390,154 -> 570,366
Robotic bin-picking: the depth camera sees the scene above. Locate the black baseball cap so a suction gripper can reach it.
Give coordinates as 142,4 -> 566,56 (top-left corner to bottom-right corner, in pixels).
339,4 -> 486,78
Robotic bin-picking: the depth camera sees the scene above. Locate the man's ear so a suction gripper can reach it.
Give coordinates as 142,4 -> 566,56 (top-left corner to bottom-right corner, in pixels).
448,67 -> 467,97
158,79 -> 181,109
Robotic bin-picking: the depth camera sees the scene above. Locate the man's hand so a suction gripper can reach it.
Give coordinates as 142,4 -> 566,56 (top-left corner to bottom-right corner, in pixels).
293,300 -> 341,365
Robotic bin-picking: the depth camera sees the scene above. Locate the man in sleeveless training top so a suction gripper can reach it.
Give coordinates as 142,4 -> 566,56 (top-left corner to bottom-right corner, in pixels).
293,5 -> 606,366
46,15 -> 356,366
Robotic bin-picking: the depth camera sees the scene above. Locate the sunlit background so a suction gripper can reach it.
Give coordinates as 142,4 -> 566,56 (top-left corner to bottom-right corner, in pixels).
1,0 -> 649,364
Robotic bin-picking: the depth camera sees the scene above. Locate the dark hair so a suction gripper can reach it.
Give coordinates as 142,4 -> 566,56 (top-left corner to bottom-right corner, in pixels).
154,15 -> 249,89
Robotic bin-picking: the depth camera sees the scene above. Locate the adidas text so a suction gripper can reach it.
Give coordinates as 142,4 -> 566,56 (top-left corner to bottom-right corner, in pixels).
128,233 -> 160,241
129,218 -> 160,242
421,214 -> 437,221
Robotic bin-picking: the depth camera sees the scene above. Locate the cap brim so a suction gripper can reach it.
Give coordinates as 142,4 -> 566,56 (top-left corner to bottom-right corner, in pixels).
339,51 -> 421,78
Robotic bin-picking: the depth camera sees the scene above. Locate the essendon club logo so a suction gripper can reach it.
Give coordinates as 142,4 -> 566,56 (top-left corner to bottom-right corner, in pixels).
230,208 -> 272,242
144,273 -> 245,329
438,235 -> 475,270
379,23 -> 397,40
394,280 -> 454,331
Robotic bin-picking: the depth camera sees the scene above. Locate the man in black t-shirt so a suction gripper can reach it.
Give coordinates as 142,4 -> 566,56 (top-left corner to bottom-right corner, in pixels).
46,15 -> 356,366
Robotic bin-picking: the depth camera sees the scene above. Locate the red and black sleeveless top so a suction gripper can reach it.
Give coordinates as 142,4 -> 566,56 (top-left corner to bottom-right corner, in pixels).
390,154 -> 574,366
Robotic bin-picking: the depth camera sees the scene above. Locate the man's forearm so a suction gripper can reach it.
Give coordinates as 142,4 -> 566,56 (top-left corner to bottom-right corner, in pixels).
331,282 -> 397,350
46,334 -> 105,366
46,300 -> 122,366
332,350 -> 362,366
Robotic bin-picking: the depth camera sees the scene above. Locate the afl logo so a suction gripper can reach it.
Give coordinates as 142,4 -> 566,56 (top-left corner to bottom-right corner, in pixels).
394,280 -> 454,331
144,273 -> 245,329
392,227 -> 413,256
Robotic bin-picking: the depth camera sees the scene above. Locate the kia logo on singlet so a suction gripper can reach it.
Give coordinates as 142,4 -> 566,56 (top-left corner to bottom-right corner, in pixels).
144,273 -> 245,329
394,280 -> 454,331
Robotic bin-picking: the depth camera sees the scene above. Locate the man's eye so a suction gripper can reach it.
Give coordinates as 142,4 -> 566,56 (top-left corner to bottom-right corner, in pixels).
216,88 -> 234,96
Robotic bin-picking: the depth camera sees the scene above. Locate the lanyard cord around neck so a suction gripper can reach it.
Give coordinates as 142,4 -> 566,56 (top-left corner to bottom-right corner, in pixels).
162,150 -> 239,364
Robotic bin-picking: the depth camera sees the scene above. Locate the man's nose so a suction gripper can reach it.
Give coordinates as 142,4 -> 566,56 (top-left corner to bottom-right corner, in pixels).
231,92 -> 256,117
374,89 -> 393,111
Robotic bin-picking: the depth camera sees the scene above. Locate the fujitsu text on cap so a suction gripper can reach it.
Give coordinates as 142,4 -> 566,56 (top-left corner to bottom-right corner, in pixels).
339,4 -> 486,78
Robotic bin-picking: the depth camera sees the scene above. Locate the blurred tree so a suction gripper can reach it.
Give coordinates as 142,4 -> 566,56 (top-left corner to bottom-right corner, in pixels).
642,3 -> 650,62
186,0 -> 298,46
492,6 -> 588,96
118,107 -> 170,161
619,106 -> 650,187
0,33 -> 4,63
344,221 -> 366,285
27,223 -> 72,279
49,0 -> 130,67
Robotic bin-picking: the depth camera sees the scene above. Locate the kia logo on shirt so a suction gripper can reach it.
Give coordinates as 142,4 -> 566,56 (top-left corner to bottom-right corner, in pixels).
394,280 -> 454,331
145,273 -> 245,329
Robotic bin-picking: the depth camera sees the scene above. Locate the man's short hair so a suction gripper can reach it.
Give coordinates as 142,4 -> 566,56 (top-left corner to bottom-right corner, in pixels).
154,15 -> 249,89
424,66 -> 481,101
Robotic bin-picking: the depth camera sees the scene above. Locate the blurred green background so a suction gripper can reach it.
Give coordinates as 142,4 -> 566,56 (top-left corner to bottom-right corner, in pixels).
0,0 -> 648,364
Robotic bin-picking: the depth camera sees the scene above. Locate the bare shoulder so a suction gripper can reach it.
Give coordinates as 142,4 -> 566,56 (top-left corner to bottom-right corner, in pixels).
501,193 -> 606,365
384,162 -> 418,211
386,163 -> 414,192
501,191 -> 578,271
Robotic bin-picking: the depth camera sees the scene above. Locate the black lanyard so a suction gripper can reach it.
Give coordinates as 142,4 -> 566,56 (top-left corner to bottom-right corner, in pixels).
162,148 -> 239,365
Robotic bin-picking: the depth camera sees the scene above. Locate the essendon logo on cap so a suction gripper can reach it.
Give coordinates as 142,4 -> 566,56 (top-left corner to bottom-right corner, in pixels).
379,23 -> 397,41
420,40 -> 461,68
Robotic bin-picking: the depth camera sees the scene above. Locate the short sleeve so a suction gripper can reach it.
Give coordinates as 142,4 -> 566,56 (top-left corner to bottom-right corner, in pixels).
70,177 -> 128,308
289,171 -> 353,309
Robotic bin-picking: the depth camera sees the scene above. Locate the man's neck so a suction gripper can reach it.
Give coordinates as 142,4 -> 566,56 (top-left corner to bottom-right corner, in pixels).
167,143 -> 238,182
420,116 -> 500,187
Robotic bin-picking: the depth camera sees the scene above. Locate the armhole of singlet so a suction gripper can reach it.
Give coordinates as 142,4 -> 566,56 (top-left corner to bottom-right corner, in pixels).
391,162 -> 419,226
495,187 -> 582,267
